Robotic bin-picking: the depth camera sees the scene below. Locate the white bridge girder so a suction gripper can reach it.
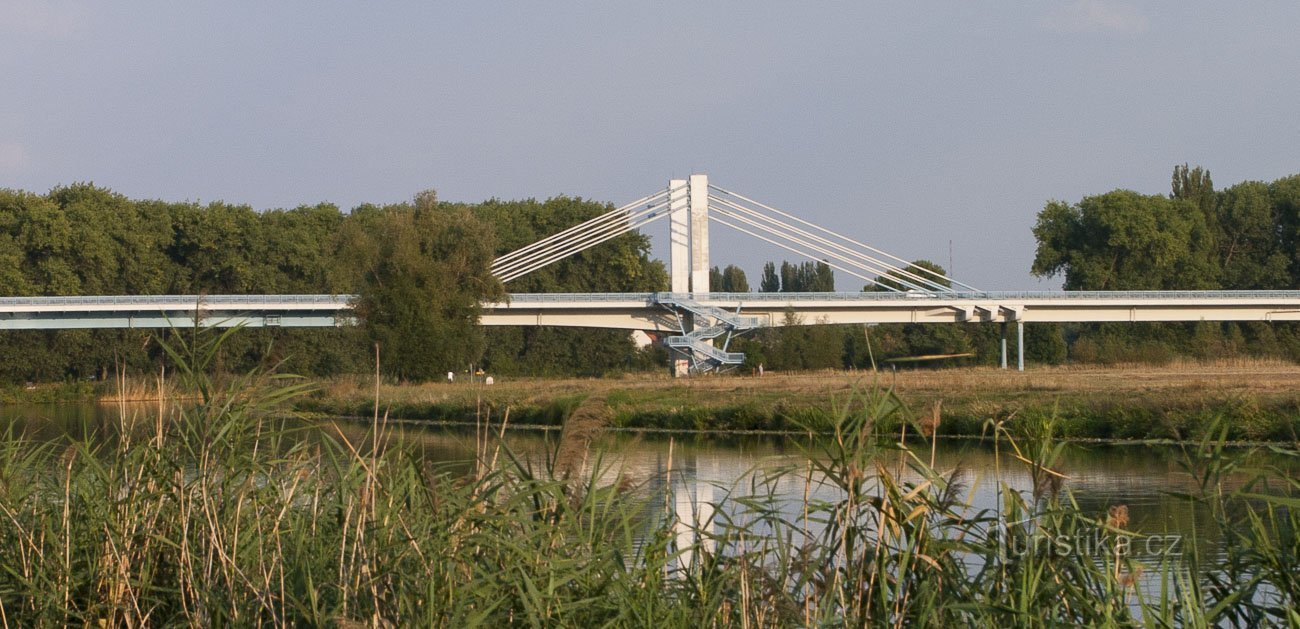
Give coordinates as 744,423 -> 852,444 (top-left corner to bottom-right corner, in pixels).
478,293 -> 1300,330
0,295 -> 352,330
4,292 -> 1300,331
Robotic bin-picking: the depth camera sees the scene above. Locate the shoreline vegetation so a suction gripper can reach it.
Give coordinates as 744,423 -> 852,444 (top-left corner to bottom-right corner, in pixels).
0,332 -> 1297,625
308,361 -> 1300,443
13,360 -> 1300,444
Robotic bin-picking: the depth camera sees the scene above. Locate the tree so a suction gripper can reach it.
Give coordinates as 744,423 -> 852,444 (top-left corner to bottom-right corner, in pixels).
779,261 -> 797,292
814,261 -> 835,292
1031,190 -> 1216,290
719,264 -> 749,292
1271,174 -> 1300,286
776,260 -> 833,292
1215,181 -> 1289,289
1025,323 -> 1067,365
760,262 -> 780,292
1172,163 -> 1216,220
342,195 -> 504,381
867,260 -> 950,292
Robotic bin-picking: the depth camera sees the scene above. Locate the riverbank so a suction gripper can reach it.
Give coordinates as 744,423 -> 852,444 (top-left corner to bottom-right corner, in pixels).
6,362 -> 1297,625
297,362 -> 1300,443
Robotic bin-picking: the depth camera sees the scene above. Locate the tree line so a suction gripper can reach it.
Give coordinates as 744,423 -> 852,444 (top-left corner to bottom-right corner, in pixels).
0,185 -> 664,382
2,164 -> 1298,383
1031,165 -> 1300,363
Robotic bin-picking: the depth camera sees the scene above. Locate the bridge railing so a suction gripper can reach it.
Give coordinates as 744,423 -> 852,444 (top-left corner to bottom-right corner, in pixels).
6,290 -> 1300,309
499,290 -> 1300,303
0,295 -> 353,307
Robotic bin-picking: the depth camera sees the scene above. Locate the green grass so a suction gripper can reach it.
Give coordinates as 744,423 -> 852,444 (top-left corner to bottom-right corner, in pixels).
0,381 -> 97,404
0,330 -> 1298,625
302,387 -> 1300,443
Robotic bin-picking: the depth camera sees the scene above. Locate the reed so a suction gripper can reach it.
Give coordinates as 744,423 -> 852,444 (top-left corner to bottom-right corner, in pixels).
0,329 -> 1295,626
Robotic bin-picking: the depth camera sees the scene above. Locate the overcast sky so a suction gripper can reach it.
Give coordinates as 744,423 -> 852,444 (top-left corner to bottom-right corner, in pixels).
2,1 -> 1297,290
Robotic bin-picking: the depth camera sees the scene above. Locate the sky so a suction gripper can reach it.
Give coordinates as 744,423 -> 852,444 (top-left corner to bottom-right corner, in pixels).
2,1 -> 1297,290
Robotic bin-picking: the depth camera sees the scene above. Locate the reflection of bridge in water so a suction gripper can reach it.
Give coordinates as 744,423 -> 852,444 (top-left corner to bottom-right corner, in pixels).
351,425 -> 1247,574
5,174 -> 1300,373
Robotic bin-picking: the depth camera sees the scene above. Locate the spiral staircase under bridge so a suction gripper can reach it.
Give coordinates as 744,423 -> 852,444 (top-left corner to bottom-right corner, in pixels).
654,294 -> 762,374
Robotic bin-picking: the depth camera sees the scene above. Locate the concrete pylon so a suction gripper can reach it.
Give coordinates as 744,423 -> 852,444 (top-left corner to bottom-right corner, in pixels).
669,179 -> 690,377
669,179 -> 689,294
689,174 -> 709,295
668,174 -> 712,377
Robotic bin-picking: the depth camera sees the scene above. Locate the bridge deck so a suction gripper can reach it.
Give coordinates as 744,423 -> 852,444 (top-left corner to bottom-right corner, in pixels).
2,291 -> 1300,330
0,295 -> 352,330
484,291 -> 1300,329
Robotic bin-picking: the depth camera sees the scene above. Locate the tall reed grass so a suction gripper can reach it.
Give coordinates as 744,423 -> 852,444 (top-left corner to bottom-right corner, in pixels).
0,328 -> 1295,626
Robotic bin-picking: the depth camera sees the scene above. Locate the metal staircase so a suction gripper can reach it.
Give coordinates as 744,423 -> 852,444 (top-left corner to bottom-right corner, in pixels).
654,294 -> 760,374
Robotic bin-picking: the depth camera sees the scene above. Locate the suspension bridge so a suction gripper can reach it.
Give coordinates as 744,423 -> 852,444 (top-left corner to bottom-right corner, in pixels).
4,174 -> 1300,373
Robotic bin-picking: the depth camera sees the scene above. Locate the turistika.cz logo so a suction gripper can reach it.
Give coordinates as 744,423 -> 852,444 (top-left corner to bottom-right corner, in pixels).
1000,505 -> 1184,559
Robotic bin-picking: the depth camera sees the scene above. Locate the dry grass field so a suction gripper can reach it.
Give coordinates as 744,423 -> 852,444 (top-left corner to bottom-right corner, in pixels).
317,358 -> 1300,408
291,359 -> 1300,441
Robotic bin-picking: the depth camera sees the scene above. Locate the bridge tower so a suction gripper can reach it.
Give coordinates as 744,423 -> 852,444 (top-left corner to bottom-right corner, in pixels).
667,175 -> 716,376
668,174 -> 710,294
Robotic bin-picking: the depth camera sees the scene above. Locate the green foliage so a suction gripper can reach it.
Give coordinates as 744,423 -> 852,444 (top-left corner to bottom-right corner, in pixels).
776,260 -> 834,292
1032,166 -> 1300,364
1216,181 -> 1291,289
754,312 -> 848,371
759,261 -> 780,292
343,197 -> 503,381
0,185 -> 669,382
867,259 -> 951,292
1025,322 -> 1067,364
1032,189 -> 1216,290
0,184 -> 377,381
709,264 -> 749,292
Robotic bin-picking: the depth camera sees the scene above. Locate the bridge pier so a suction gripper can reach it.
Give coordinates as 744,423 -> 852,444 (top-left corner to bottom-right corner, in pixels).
669,179 -> 692,376
1000,323 -> 1007,369
1017,320 -> 1025,372
1000,321 -> 1025,371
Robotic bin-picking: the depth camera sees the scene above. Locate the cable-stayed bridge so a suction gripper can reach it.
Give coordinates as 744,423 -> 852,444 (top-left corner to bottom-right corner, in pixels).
4,174 -> 1300,374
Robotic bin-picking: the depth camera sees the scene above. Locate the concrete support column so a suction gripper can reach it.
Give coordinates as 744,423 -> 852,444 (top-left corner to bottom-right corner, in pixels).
1017,320 -> 1025,372
669,179 -> 689,294
688,174 -> 710,295
668,179 -> 690,377
1000,322 -> 1008,370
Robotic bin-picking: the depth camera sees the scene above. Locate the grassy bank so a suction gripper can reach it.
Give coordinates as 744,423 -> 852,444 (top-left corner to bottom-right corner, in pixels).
300,363 -> 1300,443
1,334 -> 1297,625
0,381 -> 97,404
10,362 -> 1300,442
